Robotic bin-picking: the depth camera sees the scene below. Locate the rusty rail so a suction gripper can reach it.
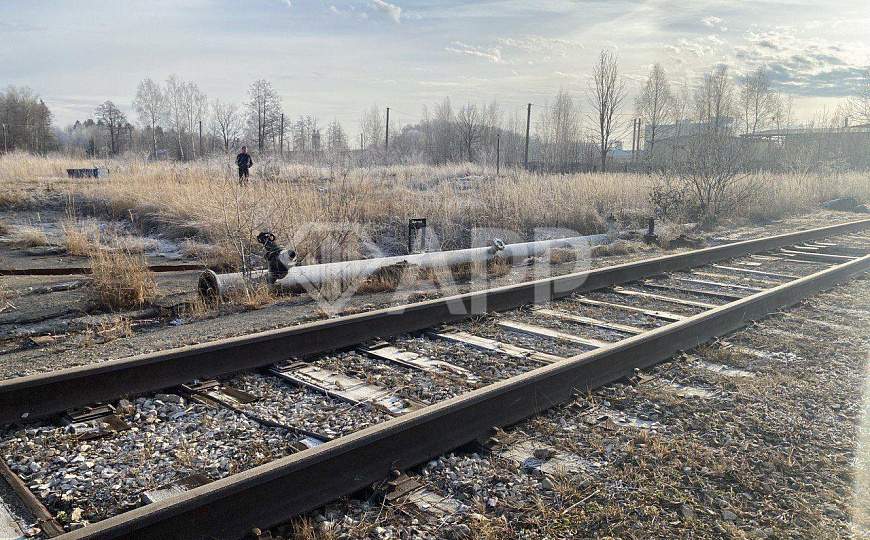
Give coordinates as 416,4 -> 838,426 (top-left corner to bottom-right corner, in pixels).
59,247 -> 870,540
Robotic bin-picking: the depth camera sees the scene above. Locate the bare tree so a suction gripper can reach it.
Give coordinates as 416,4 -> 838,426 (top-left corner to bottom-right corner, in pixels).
587,50 -> 627,172
0,86 -> 54,154
433,97 -> 456,163
183,81 -> 208,157
635,63 -> 672,161
737,67 -> 779,135
211,99 -> 241,152
246,79 -> 283,153
455,103 -> 482,162
133,78 -> 166,158
695,65 -> 734,133
326,119 -> 349,151
849,65 -> 870,125
165,75 -> 188,159
539,89 -> 582,172
360,104 -> 384,152
481,99 -> 503,164
95,100 -> 127,155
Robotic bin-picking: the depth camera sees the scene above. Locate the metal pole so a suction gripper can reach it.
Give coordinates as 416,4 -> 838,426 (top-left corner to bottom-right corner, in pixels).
385,107 -> 390,151
635,119 -> 642,162
279,114 -> 284,159
496,132 -> 500,176
524,103 -> 531,169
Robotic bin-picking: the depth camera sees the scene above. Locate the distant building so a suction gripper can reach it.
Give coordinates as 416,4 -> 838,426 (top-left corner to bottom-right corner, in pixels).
647,117 -> 735,144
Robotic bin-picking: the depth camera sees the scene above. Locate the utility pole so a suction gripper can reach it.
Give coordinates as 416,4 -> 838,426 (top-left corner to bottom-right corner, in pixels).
279,114 -> 284,159
635,118 -> 642,161
630,119 -> 637,161
496,132 -> 501,177
2,124 -> 6,154
198,121 -> 203,159
385,107 -> 390,151
524,103 -> 532,169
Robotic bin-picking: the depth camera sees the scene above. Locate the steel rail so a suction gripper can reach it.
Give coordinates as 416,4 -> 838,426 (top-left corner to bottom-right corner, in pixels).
59,252 -> 870,540
0,263 -> 205,276
0,218 -> 868,425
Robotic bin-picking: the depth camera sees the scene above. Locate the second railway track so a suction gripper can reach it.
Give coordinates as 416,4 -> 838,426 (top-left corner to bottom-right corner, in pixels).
1,218 -> 869,540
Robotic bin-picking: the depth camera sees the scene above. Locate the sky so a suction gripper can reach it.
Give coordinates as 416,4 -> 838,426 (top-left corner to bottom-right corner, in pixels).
3,0 -> 868,133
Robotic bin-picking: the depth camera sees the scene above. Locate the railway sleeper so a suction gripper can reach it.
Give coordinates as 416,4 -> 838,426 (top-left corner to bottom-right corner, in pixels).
268,362 -> 427,416
357,341 -> 477,382
372,472 -> 464,520
486,433 -> 596,478
428,328 -> 565,364
640,281 -> 746,302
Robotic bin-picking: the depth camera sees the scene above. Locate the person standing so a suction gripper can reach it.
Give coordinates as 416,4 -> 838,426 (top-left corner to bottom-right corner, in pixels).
236,146 -> 253,184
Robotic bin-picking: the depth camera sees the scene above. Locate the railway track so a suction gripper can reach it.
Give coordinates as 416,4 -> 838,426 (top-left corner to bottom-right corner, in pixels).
0,219 -> 868,540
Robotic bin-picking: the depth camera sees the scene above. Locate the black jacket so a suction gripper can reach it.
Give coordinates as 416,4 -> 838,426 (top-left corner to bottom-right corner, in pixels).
236,152 -> 253,168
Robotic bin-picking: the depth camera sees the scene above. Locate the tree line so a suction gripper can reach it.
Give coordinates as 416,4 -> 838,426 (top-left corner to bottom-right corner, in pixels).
8,50 -> 870,172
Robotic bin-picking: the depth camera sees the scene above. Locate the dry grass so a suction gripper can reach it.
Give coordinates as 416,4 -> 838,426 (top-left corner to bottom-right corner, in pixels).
224,282 -> 275,310
0,219 -> 9,236
60,220 -> 99,256
88,236 -> 156,311
1,155 -> 869,268
8,225 -> 50,247
591,240 -> 638,258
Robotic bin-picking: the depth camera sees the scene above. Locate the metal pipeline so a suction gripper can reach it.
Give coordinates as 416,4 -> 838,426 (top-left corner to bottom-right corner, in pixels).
200,234 -> 606,298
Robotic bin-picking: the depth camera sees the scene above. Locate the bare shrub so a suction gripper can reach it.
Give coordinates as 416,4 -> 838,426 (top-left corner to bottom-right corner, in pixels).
0,219 -> 8,236
88,237 -> 156,311
672,132 -> 753,227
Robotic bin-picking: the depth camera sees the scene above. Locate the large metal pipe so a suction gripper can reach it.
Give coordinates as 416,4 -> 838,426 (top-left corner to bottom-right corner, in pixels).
200,234 -> 607,298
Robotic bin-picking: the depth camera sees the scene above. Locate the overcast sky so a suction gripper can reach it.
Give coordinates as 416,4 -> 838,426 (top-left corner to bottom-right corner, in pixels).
4,0 -> 868,132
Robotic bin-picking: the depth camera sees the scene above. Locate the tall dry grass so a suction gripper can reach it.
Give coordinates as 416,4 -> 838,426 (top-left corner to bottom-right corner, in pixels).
87,234 -> 157,311
2,154 -> 869,269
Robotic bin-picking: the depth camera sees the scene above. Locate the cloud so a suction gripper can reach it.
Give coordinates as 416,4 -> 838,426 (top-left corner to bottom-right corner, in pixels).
701,16 -> 722,28
733,27 -> 870,97
445,41 -> 503,63
367,0 -> 403,23
330,1 -> 416,23
496,35 -> 584,57
329,4 -> 367,19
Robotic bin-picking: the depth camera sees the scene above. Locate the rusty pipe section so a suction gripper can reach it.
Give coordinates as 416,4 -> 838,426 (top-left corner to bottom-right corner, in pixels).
200,234 -> 606,298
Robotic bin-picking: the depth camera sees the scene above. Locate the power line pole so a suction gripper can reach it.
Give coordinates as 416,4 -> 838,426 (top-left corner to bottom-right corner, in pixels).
279,113 -> 284,159
635,118 -> 642,162
199,121 -> 203,159
524,103 -> 532,169
630,119 -> 636,161
496,132 -> 501,177
385,107 -> 390,150
2,124 -> 6,154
